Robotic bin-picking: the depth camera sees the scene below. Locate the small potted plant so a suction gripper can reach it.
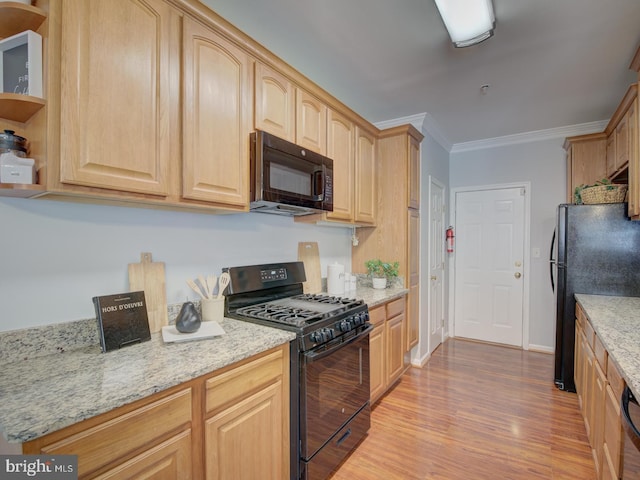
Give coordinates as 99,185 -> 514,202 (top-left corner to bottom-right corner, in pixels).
365,259 -> 399,289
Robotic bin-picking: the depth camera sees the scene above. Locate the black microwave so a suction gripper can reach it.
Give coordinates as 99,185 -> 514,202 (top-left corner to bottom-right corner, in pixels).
250,130 -> 334,216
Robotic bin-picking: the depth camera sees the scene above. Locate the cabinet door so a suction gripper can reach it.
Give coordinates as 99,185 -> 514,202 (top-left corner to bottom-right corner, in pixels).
354,126 -> 376,225
254,63 -> 295,142
616,108 -> 630,172
205,381 -> 285,480
602,383 -> 623,480
326,109 -> 354,221
59,0 -> 176,195
296,89 -> 326,154
369,321 -> 386,403
629,98 -> 639,218
574,319 -> 584,408
592,360 -> 606,477
583,340 -> 595,442
606,134 -> 616,178
408,134 -> 421,209
182,17 -> 251,208
386,312 -> 405,386
35,388 -> 192,477
565,136 -> 607,203
94,430 -> 192,480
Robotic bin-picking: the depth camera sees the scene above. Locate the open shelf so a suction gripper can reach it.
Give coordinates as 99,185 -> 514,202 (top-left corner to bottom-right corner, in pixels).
0,182 -> 45,198
0,93 -> 45,122
0,2 -> 46,39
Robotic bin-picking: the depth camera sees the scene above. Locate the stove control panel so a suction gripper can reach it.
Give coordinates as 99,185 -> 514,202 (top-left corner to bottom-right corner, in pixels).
303,309 -> 370,351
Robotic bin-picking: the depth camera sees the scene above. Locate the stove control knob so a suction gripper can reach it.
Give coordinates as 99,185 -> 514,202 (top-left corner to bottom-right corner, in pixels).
353,314 -> 362,327
338,320 -> 351,332
325,328 -> 335,340
310,331 -> 322,343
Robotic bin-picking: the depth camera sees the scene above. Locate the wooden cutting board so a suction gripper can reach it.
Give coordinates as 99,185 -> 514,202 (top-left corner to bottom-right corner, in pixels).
128,252 -> 168,333
298,242 -> 322,294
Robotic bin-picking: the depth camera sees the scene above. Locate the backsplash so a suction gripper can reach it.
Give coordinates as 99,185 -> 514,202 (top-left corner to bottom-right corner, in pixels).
0,301 -> 206,365
0,275 -> 403,365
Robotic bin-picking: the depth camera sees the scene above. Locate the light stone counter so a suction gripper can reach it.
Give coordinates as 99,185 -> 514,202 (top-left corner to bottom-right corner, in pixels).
0,317 -> 295,444
575,294 -> 640,398
0,286 -> 404,445
351,285 -> 409,308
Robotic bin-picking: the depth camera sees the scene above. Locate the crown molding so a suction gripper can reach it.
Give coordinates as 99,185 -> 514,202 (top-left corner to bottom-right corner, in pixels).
450,120 -> 610,153
375,114 -> 607,154
375,112 -> 426,132
375,112 -> 453,152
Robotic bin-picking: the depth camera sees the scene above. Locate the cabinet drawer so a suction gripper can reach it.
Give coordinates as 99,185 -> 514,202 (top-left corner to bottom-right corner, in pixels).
583,319 -> 595,350
386,297 -> 405,319
39,388 -> 192,477
206,347 -> 285,415
369,305 -> 386,326
607,356 -> 625,399
576,303 -> 587,328
594,334 -> 608,373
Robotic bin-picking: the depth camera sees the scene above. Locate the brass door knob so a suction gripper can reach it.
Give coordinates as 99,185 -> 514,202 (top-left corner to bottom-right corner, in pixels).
431,275 -> 437,280
514,272 -> 522,279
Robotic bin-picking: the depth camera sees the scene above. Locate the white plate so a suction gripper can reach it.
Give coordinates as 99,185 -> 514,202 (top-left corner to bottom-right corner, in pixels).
161,321 -> 225,343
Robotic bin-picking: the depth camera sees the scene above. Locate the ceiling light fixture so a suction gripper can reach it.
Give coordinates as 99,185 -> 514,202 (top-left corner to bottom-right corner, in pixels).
434,0 -> 495,48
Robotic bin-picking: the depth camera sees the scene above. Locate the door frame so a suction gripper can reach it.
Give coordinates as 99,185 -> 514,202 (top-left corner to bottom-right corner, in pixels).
448,181 -> 532,350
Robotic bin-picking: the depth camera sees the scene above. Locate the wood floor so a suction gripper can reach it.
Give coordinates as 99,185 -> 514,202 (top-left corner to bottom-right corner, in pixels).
330,338 -> 596,480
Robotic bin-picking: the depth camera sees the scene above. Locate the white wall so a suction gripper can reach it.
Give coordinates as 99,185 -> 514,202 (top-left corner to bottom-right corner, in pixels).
449,137 -> 567,350
0,198 -> 352,332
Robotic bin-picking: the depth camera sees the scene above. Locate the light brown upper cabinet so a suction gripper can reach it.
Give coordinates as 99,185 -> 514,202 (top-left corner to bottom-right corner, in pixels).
326,109 -> 355,222
254,62 -> 295,142
629,95 -> 640,219
56,0 -> 178,196
605,84 -> 637,179
354,126 -> 377,225
182,16 -> 252,209
408,134 -> 421,209
564,133 -> 607,203
296,89 -> 327,155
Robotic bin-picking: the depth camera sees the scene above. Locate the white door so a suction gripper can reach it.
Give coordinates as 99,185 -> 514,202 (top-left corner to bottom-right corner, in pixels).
428,177 -> 445,354
454,187 -> 525,346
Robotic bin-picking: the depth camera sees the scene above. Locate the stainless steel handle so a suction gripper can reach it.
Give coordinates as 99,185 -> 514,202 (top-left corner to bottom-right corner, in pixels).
514,272 -> 522,279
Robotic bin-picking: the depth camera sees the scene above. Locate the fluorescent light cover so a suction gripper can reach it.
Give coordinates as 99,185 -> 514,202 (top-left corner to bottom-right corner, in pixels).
434,0 -> 495,47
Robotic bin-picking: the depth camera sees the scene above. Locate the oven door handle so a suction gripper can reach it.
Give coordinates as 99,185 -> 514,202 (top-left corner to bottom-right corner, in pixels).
304,324 -> 373,363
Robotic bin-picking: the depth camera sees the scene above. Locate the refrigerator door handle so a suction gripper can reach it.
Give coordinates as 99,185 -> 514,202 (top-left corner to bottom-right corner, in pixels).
549,228 -> 556,293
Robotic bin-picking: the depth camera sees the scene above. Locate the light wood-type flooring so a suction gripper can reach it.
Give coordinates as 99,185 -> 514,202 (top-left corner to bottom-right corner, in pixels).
330,338 -> 596,480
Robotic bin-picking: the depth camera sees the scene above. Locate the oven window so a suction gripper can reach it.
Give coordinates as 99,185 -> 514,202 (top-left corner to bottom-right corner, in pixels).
302,333 -> 370,459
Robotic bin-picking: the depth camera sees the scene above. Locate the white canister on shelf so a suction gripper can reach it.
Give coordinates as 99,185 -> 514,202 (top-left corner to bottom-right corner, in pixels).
327,262 -> 345,295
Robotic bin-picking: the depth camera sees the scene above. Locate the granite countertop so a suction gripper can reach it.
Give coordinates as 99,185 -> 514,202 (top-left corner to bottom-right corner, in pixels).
349,285 -> 409,308
0,285 -> 406,445
0,318 -> 295,444
575,294 -> 640,398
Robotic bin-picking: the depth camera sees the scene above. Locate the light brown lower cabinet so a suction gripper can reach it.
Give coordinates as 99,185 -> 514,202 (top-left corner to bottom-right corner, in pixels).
574,303 -> 625,480
22,344 -> 289,479
369,296 -> 407,404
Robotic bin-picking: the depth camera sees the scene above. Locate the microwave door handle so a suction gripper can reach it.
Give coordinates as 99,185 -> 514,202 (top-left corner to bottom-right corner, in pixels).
311,166 -> 325,201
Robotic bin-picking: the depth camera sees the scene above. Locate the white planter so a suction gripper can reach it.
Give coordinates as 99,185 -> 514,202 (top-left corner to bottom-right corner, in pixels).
372,277 -> 387,289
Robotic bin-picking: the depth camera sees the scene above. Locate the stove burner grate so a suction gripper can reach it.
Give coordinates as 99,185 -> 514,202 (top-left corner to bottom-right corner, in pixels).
235,303 -> 324,327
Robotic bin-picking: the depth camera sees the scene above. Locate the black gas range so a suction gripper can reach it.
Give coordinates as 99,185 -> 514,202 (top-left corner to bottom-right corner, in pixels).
224,261 -> 371,480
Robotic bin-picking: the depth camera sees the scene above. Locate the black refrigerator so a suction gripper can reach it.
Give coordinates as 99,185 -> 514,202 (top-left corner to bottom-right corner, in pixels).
553,202 -> 640,392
